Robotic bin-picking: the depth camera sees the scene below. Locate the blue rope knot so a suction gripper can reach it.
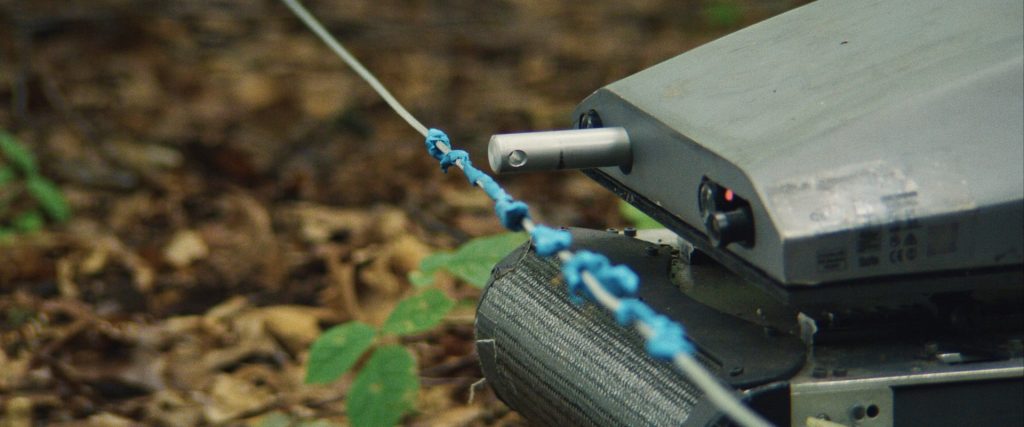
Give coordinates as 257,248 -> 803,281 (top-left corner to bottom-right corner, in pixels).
425,128 -> 451,160
478,176 -> 507,200
562,251 -> 639,305
616,299 -> 694,358
562,251 -> 607,305
530,225 -> 572,257
615,298 -> 653,324
440,150 -> 469,173
463,166 -> 488,188
594,264 -> 638,297
495,198 -> 529,231
646,315 -> 694,359
561,250 -> 638,305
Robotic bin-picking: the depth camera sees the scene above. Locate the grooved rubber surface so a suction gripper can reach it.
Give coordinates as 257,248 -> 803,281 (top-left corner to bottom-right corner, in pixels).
475,244 -> 710,426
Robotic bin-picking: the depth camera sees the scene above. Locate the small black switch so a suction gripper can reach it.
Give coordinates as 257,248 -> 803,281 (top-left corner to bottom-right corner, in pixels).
707,208 -> 754,247
698,178 -> 755,248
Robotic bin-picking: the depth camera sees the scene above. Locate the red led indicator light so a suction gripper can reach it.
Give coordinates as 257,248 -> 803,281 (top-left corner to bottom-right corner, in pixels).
724,189 -> 734,202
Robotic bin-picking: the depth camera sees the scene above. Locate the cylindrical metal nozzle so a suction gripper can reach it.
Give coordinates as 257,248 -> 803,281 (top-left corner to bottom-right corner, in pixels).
487,127 -> 631,174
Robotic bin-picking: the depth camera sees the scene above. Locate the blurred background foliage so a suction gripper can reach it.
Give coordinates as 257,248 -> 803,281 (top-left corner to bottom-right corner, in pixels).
0,0 -> 806,425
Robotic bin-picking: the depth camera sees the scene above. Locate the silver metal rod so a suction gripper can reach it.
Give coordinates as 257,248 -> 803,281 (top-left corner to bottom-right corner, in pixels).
487,128 -> 631,174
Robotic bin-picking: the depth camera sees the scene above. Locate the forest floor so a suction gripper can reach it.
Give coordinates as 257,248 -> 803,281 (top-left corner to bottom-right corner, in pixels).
0,1 -> 802,425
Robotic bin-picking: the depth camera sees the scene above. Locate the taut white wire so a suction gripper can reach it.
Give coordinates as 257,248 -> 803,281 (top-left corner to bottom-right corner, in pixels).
284,2 -> 772,425
281,0 -> 429,137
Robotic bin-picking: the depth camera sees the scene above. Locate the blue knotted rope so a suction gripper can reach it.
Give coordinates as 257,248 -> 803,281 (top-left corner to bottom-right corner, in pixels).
562,251 -> 612,304
530,225 -> 572,257
616,299 -> 694,359
440,150 -> 469,173
425,128 -> 451,160
423,129 -> 695,359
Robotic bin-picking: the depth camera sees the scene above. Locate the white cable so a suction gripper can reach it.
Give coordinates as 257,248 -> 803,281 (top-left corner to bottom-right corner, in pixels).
285,2 -> 772,425
672,353 -> 772,427
280,0 -> 429,137
435,139 -> 769,427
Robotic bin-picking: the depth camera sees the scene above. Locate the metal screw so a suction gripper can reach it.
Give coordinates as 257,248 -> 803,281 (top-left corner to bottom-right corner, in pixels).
606,228 -> 618,234
851,405 -> 867,420
624,227 -> 637,237
508,149 -> 528,167
579,110 -> 603,129
645,246 -> 659,256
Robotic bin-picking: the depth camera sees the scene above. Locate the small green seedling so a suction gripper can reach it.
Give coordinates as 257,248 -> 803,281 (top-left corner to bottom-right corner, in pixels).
408,232 -> 528,288
305,289 -> 455,427
305,232 -> 530,426
0,130 -> 71,240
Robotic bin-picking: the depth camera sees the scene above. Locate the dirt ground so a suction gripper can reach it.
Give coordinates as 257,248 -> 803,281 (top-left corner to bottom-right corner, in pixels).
0,1 -> 804,425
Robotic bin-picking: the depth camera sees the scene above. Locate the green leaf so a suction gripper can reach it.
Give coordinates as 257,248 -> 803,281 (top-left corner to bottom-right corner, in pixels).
409,232 -> 527,288
0,131 -> 37,175
407,252 -> 452,287
380,289 -> 455,336
348,345 -> 418,427
619,201 -> 662,229
0,166 -> 15,185
12,210 -> 44,233
25,176 -> 71,222
305,321 -> 376,384
0,227 -> 14,244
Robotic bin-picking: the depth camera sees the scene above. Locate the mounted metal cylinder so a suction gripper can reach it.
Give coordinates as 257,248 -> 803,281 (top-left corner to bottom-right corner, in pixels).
487,128 -> 631,174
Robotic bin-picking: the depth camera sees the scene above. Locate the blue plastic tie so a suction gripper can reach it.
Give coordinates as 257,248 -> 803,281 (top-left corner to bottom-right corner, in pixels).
616,298 -> 694,358
561,251 -> 609,304
615,298 -> 655,325
645,315 -> 694,359
440,150 -> 469,173
481,178 -> 505,200
594,264 -> 639,297
463,165 -> 488,188
495,198 -> 529,231
425,128 -> 451,160
531,225 -> 572,257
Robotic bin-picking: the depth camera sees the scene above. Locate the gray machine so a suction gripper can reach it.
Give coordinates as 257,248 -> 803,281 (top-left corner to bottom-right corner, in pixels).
476,0 -> 1024,425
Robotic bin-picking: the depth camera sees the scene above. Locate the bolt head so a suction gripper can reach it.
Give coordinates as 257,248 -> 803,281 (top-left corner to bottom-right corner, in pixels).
579,110 -> 602,129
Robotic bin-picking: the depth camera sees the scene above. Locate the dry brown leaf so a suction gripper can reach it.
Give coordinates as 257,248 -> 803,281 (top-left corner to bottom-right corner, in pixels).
247,305 -> 325,355
144,390 -> 203,426
164,229 -> 209,268
281,203 -> 374,245
205,295 -> 250,321
298,72 -> 357,119
3,397 -> 33,427
412,405 -> 487,427
56,258 -> 80,299
233,72 -> 281,111
86,412 -> 134,427
202,373 -> 276,424
0,352 -> 30,390
320,246 -> 362,320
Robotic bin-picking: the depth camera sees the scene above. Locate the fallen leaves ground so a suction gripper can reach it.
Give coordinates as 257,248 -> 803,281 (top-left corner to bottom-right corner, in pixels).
0,1 -> 803,425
